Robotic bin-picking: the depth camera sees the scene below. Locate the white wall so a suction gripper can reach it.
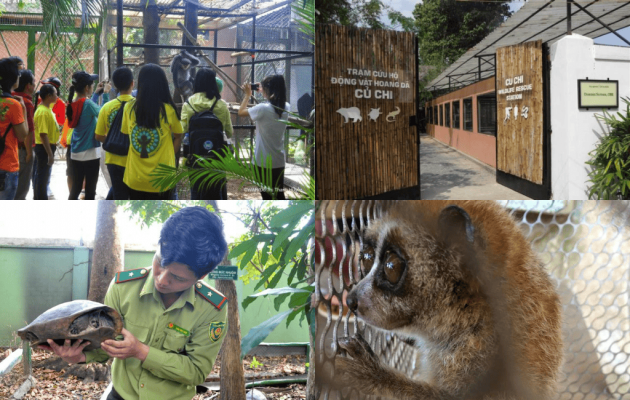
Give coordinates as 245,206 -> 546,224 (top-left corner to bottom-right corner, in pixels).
550,34 -> 630,199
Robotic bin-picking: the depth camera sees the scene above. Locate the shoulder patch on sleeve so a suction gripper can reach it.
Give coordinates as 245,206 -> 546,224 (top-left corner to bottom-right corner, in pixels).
195,281 -> 228,310
115,267 -> 150,284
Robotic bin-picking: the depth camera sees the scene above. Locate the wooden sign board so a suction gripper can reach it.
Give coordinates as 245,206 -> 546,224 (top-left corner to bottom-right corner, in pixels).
578,80 -> 618,108
496,40 -> 544,185
316,24 -> 418,199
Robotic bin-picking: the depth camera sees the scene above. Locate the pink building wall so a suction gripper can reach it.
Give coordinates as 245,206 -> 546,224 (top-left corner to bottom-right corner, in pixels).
426,78 -> 497,168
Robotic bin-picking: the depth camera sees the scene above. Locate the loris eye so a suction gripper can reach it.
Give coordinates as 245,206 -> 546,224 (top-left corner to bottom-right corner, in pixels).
383,251 -> 405,285
360,245 -> 376,273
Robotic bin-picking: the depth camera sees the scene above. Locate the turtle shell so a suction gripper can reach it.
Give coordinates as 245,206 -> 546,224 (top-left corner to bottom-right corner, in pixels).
17,300 -> 123,351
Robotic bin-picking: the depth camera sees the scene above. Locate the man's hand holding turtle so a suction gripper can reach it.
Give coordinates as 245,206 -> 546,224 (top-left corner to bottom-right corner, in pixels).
101,328 -> 149,362
39,339 -> 89,364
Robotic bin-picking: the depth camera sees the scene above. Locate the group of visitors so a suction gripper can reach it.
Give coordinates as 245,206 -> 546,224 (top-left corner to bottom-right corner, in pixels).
0,56 -> 290,200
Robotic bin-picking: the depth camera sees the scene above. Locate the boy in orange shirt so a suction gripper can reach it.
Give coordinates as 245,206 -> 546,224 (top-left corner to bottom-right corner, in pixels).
0,57 -> 29,200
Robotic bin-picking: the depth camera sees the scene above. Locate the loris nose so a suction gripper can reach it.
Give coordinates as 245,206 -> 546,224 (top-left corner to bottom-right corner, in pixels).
346,290 -> 358,313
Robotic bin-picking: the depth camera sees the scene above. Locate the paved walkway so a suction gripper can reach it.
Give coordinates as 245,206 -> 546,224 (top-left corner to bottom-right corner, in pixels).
20,147 -> 308,200
420,134 -> 532,200
22,147 -> 110,200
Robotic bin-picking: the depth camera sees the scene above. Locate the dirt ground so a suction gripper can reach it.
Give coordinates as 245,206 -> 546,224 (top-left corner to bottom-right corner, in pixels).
0,349 -> 306,400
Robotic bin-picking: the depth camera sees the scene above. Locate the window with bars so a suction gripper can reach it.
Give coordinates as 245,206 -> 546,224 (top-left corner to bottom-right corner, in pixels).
463,97 -> 473,131
445,103 -> 450,128
439,104 -> 443,126
478,93 -> 497,135
453,100 -> 460,130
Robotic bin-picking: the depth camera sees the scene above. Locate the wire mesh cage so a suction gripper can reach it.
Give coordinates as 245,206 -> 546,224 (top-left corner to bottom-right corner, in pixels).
35,32 -> 96,100
313,200 -> 630,400
0,15 -> 98,101
103,0 -> 313,169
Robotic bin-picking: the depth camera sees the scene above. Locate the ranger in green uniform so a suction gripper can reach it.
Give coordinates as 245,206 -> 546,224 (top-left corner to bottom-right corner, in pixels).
42,207 -> 229,400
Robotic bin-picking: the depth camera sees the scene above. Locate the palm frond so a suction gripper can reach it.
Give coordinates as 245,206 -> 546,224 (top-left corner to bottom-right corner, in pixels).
149,149 -> 315,200
40,0 -> 105,49
292,0 -> 315,44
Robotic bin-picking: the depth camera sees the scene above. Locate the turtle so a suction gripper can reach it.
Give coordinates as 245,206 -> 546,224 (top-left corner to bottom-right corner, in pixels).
17,300 -> 123,351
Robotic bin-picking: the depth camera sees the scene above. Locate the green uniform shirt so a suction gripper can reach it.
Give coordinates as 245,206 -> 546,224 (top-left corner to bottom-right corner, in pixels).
84,267 -> 228,400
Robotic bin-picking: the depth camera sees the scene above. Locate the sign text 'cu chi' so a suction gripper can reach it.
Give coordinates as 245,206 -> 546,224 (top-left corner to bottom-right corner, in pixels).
498,74 -> 533,101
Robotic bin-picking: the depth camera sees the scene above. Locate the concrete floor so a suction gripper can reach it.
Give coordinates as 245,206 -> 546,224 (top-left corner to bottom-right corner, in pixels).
420,134 -> 532,200
21,147 -> 309,200
22,147 -> 110,200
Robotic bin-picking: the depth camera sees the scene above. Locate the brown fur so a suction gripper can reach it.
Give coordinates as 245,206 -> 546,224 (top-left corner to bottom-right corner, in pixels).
335,201 -> 563,400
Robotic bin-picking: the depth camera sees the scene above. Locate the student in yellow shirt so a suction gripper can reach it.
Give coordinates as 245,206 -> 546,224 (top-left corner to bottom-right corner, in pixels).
95,66 -> 134,200
32,84 -> 60,200
121,63 -> 183,200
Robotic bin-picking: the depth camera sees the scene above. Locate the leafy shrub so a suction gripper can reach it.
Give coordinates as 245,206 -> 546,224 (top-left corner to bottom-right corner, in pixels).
586,97 -> 630,199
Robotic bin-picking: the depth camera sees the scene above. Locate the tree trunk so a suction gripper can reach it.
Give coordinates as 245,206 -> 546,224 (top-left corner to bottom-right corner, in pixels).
208,201 -> 247,400
306,313 -> 318,400
215,279 -> 245,400
143,0 -> 160,65
89,202 -> 124,303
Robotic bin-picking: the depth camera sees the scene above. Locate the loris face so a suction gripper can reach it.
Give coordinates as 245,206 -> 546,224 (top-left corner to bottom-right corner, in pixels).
346,209 -> 468,338
346,207 -> 472,336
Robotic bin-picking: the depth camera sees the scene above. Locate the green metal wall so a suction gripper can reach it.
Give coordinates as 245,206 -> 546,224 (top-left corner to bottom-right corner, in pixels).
0,246 -> 307,347
0,246 -> 76,347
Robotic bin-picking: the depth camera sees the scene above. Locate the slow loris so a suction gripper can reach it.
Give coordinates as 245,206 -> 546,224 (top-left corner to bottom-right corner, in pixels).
336,201 -> 563,400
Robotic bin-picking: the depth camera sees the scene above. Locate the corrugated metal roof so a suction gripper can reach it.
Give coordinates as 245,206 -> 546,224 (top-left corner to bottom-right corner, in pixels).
427,0 -> 630,91
239,4 -> 290,27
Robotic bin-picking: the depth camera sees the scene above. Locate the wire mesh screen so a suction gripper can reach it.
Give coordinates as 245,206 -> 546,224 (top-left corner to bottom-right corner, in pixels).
0,30 -> 28,65
313,200 -> 630,400
0,28 -> 96,101
35,33 -> 96,100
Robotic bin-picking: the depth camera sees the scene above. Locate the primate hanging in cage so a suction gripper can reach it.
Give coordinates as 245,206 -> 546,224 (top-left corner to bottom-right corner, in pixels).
170,50 -> 200,102
324,200 -> 563,400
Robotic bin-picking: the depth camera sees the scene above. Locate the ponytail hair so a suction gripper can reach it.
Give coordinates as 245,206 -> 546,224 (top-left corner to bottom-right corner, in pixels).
33,91 -> 40,108
261,75 -> 287,118
66,85 -> 76,122
66,71 -> 93,123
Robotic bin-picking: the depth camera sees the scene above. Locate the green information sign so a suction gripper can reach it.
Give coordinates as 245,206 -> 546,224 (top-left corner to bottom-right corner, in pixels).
208,266 -> 238,281
578,80 -> 618,108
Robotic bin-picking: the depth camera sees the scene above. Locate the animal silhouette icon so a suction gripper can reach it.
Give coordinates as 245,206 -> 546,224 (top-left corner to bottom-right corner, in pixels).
337,107 -> 362,123
386,106 -> 401,122
368,108 -> 382,121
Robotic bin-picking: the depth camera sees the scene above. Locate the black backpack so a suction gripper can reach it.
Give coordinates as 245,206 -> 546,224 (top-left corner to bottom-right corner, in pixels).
102,99 -> 130,156
0,92 -> 15,157
186,99 -> 225,168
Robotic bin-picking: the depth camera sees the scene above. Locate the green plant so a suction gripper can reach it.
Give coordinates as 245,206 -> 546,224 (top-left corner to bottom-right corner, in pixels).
249,356 -> 264,369
586,96 -> 630,199
150,149 -> 315,200
231,201 -> 314,359
40,0 -> 105,49
293,0 -> 315,45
